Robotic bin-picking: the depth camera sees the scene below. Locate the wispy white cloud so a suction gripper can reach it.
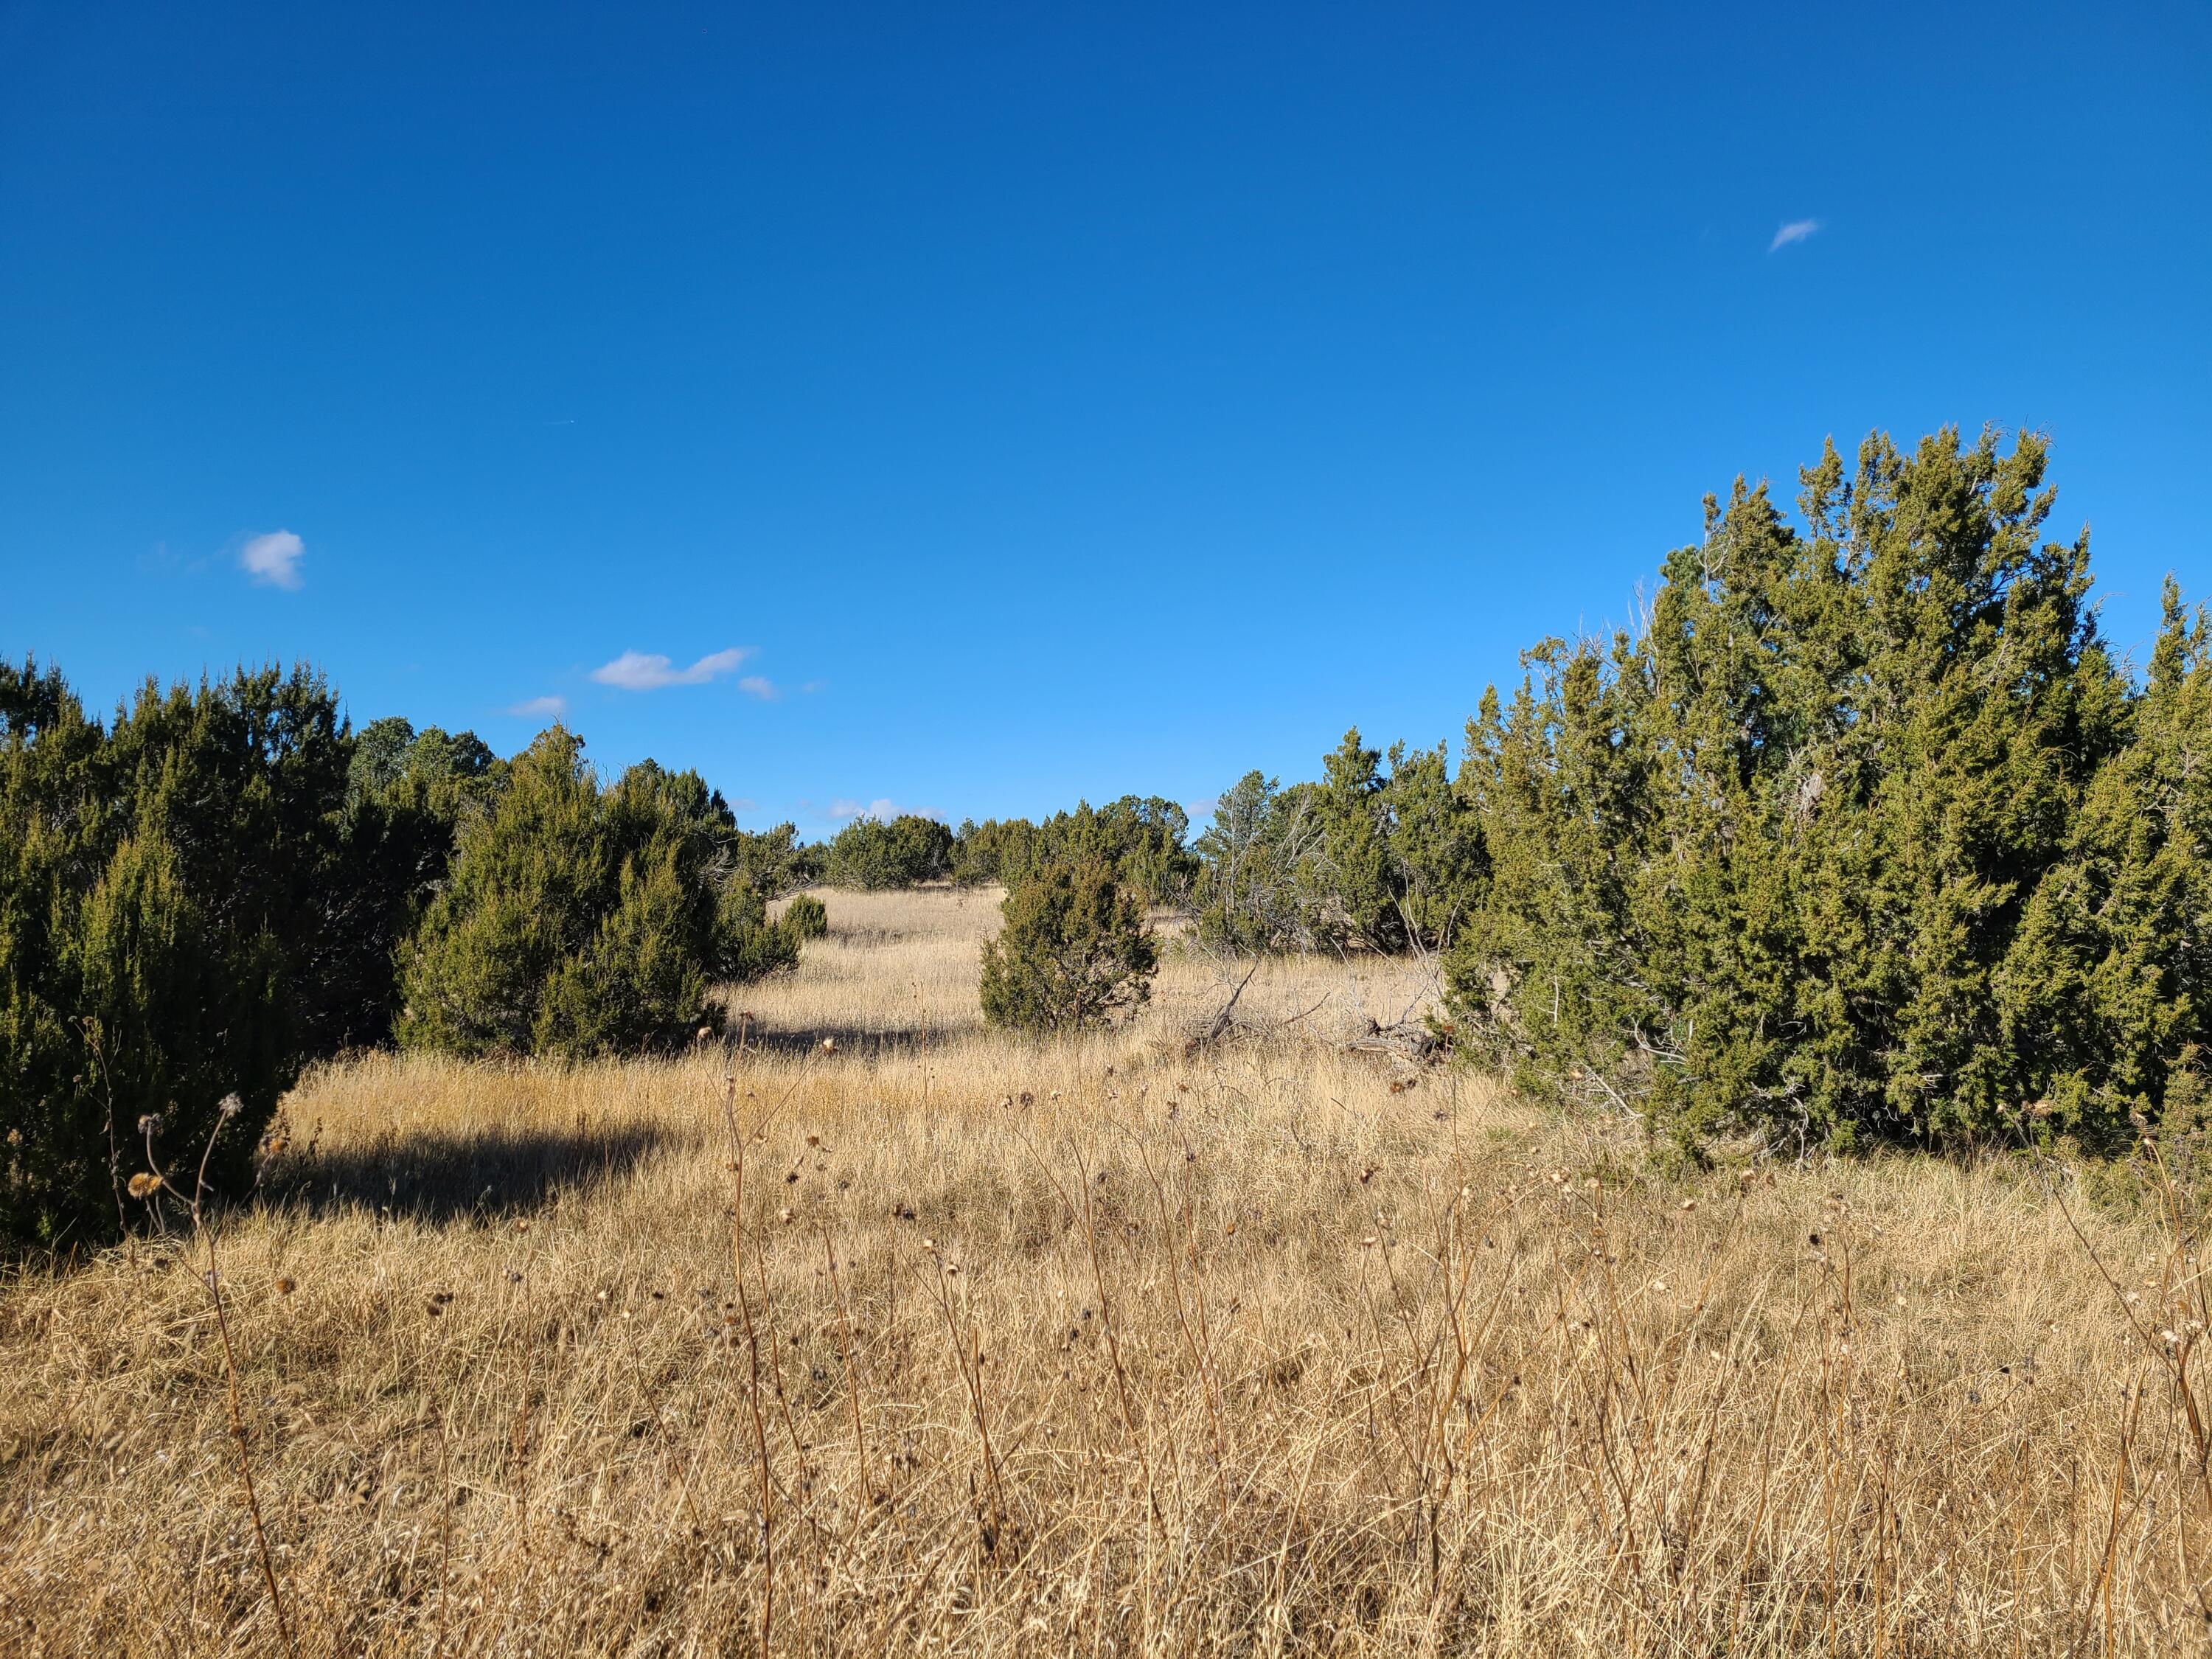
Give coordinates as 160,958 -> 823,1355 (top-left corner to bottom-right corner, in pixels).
591,646 -> 753,691
800,680 -> 828,695
827,798 -> 864,820
1768,218 -> 1821,253
507,695 -> 566,719
240,529 -> 305,589
737,675 -> 779,700
1185,796 -> 1219,819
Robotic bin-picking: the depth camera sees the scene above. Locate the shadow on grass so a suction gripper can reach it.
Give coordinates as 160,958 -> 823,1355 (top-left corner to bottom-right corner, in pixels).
262,1121 -> 679,1224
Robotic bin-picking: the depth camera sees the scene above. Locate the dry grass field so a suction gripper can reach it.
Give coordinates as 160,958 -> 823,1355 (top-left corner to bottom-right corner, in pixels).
4,888 -> 2211,1655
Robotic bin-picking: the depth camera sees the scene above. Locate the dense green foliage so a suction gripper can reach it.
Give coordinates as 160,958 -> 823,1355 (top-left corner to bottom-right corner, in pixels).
1189,746 -> 1484,955
1,663 -> 363,1247
329,717 -> 508,1050
782,891 -> 830,941
0,652 -> 823,1246
1189,771 -> 1326,952
718,819 -> 815,899
1198,429 -> 2210,1151
953,796 -> 1196,903
396,731 -> 800,1059
980,861 -> 1160,1032
821,813 -> 954,889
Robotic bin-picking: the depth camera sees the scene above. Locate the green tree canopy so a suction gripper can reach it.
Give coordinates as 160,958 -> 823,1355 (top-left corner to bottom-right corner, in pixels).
396,729 -> 799,1059
980,861 -> 1160,1033
821,813 -> 954,889
1,662 -> 358,1248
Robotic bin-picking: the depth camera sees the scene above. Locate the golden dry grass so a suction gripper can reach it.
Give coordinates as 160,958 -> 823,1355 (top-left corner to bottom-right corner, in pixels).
4,888 -> 2211,1655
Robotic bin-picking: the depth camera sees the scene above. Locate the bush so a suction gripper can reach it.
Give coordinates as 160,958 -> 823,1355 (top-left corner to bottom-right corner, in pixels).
1440,428 -> 2209,1150
980,861 -> 1159,1032
782,892 -> 830,941
395,731 -> 795,1059
1,661 -> 355,1249
821,813 -> 953,889
950,816 -> 1037,886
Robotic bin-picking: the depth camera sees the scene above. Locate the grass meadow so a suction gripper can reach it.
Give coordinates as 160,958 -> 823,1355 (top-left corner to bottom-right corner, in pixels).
4,888 -> 2210,1655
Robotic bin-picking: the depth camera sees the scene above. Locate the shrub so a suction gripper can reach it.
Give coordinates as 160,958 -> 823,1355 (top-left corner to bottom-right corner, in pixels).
1,661 -> 354,1248
396,731 -> 794,1059
1190,772 -> 1329,953
980,861 -> 1159,1032
782,891 -> 830,941
821,813 -> 953,889
1441,428 -> 2208,1150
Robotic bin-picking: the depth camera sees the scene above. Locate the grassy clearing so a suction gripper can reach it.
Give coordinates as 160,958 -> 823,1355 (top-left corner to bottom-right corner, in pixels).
3,889 -> 2207,1655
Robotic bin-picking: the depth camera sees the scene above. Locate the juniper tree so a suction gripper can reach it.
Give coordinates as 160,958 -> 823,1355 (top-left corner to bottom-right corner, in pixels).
1,663 -> 354,1247
822,813 -> 953,888
1445,428 -> 2170,1150
396,730 -> 795,1059
1311,730 -> 1408,953
1191,771 -> 1328,953
980,860 -> 1160,1033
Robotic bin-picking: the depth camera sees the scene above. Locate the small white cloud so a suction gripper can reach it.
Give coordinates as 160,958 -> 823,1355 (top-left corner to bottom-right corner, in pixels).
591,646 -> 754,691
828,798 -> 864,820
800,679 -> 828,695
728,796 -> 758,813
1768,218 -> 1820,253
866,798 -> 898,821
507,695 -> 566,719
1185,796 -> 1219,819
737,675 -> 779,700
240,529 -> 305,589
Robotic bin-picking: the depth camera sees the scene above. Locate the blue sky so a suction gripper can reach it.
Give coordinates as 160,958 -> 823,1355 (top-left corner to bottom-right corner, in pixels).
4,1 -> 2206,835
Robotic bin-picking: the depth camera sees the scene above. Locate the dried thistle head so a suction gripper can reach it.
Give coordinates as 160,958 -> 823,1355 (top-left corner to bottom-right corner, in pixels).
127,1172 -> 163,1199
218,1093 -> 243,1119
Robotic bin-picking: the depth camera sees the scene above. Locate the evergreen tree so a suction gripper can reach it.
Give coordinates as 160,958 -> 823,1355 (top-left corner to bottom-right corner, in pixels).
1,662 -> 352,1248
1381,738 -> 1486,951
396,730 -> 795,1059
821,813 -> 954,888
1191,771 -> 1328,952
980,861 -> 1159,1032
1312,730 -> 1408,953
1445,428 -> 2168,1150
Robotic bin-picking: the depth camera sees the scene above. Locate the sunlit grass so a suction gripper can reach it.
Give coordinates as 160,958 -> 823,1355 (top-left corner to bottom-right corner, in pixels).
2,888 -> 2205,1655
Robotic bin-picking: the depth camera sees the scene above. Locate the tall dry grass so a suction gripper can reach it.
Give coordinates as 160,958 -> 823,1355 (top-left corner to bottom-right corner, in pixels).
3,888 -> 2209,1655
